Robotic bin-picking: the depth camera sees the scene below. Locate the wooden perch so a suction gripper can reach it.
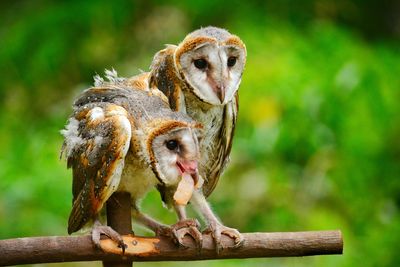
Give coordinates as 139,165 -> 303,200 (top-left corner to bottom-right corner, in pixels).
104,191 -> 134,267
0,230 -> 343,266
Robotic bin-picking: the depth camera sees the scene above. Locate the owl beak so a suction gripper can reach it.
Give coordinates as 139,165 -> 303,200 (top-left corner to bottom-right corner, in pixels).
207,75 -> 226,103
177,160 -> 199,184
177,160 -> 198,174
214,84 -> 225,103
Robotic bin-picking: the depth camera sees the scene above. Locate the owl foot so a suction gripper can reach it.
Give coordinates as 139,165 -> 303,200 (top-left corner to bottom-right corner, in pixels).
92,224 -> 127,254
156,219 -> 203,249
204,222 -> 244,254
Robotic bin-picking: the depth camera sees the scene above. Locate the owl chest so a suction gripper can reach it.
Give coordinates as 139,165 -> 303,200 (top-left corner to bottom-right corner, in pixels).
187,104 -> 224,154
184,91 -> 224,136
117,153 -> 158,202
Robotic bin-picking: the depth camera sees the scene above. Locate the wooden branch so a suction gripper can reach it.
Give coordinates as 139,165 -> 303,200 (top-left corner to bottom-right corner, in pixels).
106,192 -> 133,236
103,192 -> 134,267
0,230 -> 343,266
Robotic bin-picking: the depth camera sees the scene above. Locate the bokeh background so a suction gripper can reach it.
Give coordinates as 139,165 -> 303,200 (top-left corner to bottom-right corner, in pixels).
1,1 -> 400,266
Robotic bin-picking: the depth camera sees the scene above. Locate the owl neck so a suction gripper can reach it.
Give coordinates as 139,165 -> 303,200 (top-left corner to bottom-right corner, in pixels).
183,90 -> 225,142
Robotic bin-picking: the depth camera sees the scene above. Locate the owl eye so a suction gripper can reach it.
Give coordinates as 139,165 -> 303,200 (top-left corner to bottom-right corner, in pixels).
193,59 -> 208,70
166,140 -> 179,151
227,56 -> 237,67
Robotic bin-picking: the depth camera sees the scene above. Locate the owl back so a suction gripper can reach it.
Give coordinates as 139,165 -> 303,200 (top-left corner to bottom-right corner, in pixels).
74,85 -> 193,128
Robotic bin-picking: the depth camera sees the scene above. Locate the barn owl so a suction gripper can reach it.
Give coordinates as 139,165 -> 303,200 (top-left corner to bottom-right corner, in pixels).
61,70 -> 204,249
125,26 -> 246,252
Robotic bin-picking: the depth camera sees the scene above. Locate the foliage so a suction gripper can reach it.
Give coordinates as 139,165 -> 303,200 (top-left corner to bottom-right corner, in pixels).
0,1 -> 399,266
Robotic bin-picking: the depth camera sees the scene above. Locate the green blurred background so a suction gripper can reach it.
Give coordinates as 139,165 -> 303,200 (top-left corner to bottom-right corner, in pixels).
1,1 -> 400,266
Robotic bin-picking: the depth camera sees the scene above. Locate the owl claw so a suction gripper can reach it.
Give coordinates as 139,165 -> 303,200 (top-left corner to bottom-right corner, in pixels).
92,225 -> 127,254
204,222 -> 244,254
156,219 -> 203,249
173,223 -> 203,250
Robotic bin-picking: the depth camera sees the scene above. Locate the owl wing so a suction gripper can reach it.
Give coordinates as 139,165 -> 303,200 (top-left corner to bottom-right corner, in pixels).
203,93 -> 239,197
124,71 -> 170,105
61,103 -> 131,234
124,72 -> 150,91
148,45 -> 184,110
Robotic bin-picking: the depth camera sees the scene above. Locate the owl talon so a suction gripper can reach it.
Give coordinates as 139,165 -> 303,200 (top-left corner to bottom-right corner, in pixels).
173,224 -> 203,250
92,225 -> 127,254
204,222 -> 243,254
156,219 -> 203,249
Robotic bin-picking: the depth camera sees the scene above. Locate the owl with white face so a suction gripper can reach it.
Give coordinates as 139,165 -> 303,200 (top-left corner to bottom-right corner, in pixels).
61,71 -> 204,249
126,26 -> 246,252
175,27 -> 246,106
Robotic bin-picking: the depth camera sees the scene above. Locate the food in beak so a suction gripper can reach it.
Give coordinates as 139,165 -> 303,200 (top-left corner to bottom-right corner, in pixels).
174,172 -> 195,205
174,160 -> 204,205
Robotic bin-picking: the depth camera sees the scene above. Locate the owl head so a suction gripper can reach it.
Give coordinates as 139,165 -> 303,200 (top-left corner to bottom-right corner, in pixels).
147,120 -> 203,187
174,26 -> 246,105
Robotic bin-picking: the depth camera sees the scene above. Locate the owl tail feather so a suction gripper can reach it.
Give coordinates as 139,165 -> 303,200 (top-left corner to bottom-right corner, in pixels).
67,188 -> 95,234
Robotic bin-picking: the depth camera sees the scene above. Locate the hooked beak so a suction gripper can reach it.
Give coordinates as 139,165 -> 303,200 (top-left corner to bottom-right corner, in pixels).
176,160 -> 199,184
214,84 -> 225,103
207,75 -> 226,104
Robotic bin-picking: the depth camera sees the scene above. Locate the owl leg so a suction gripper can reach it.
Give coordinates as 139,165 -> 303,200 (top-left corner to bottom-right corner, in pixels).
132,207 -> 169,233
172,204 -> 203,249
191,190 -> 244,254
91,218 -> 127,253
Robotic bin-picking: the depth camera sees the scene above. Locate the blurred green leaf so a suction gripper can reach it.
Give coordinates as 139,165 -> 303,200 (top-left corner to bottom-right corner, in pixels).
0,1 -> 399,266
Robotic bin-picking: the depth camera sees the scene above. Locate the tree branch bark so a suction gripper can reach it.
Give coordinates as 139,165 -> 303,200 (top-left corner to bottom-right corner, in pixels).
0,230 -> 343,266
103,192 -> 134,267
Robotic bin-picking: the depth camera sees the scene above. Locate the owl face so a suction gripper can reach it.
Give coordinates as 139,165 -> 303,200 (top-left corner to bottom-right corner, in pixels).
151,126 -> 201,186
175,28 -> 246,105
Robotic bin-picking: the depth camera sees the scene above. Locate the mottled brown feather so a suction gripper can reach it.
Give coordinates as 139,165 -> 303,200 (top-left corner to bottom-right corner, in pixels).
124,72 -> 150,90
65,103 -> 131,234
202,93 -> 238,197
149,46 -> 182,110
